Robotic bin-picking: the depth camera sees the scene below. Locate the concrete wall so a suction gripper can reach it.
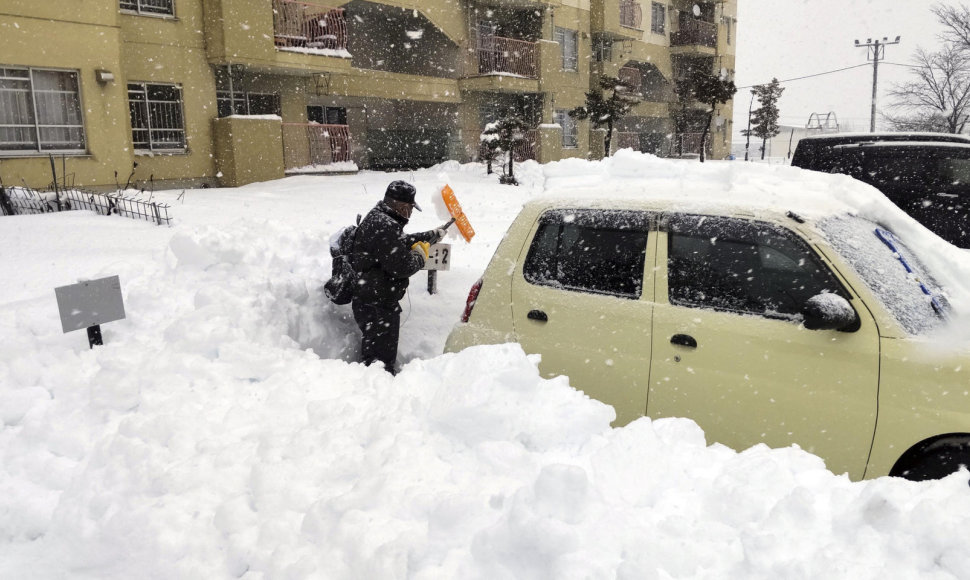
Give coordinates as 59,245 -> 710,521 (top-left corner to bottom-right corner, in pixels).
213,117 -> 284,186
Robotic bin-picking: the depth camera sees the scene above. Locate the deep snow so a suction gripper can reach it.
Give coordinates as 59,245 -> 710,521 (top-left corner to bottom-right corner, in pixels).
2,152 -> 970,579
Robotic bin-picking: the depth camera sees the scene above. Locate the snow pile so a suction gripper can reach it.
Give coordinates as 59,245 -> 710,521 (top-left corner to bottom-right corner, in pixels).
3,153 -> 970,579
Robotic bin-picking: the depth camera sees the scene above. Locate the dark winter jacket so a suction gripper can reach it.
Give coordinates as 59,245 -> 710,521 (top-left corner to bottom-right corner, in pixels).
350,201 -> 437,307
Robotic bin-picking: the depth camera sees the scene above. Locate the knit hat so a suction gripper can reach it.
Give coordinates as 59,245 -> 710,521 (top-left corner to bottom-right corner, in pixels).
384,180 -> 422,211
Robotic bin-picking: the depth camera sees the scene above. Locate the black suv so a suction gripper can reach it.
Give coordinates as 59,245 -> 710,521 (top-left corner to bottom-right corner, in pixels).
791,133 -> 970,248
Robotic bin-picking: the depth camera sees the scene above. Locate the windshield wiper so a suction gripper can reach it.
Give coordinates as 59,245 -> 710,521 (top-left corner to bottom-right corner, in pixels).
874,228 -> 946,317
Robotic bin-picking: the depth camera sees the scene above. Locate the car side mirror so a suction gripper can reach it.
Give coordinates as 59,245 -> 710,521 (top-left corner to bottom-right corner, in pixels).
802,293 -> 860,332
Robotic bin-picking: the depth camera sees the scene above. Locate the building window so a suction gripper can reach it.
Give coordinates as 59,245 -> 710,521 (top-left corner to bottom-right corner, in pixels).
0,67 -> 85,154
593,37 -> 613,63
307,105 -> 347,125
127,82 -> 185,152
725,17 -> 734,45
120,0 -> 174,16
217,92 -> 281,118
554,27 -> 579,72
651,3 -> 666,34
554,109 -> 578,149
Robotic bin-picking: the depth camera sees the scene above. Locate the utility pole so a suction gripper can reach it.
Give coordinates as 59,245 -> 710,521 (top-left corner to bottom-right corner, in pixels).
855,36 -> 901,132
744,90 -> 754,161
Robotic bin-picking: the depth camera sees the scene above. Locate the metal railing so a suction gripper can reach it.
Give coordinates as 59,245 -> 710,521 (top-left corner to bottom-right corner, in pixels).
476,36 -> 539,78
478,129 -> 539,163
672,132 -> 712,157
620,0 -> 643,29
616,132 -> 640,151
618,67 -> 643,94
282,123 -> 352,169
272,0 -> 347,51
671,19 -> 718,48
1,185 -> 171,226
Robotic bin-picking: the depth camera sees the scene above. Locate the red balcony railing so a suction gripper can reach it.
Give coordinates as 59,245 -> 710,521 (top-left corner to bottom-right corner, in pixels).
477,36 -> 539,78
273,0 -> 347,51
671,19 -> 717,48
282,123 -> 351,169
479,129 -> 539,162
620,0 -> 643,29
616,132 -> 640,151
618,66 -> 643,94
672,132 -> 712,157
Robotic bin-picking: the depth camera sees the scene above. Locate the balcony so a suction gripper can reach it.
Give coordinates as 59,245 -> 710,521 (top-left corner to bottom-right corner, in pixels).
477,36 -> 539,78
479,129 -> 539,162
671,19 -> 717,50
282,123 -> 353,172
272,0 -> 347,52
618,66 -> 642,95
672,132 -> 712,158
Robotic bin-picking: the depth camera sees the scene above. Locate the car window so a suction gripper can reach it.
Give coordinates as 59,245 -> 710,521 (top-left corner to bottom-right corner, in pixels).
523,210 -> 649,298
667,215 -> 847,319
818,216 -> 948,334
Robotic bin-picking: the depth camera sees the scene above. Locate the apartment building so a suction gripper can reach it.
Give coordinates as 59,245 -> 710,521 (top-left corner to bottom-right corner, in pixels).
0,0 -> 737,189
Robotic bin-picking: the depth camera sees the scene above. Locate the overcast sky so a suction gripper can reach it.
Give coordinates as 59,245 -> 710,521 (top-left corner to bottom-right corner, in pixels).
733,0 -> 954,140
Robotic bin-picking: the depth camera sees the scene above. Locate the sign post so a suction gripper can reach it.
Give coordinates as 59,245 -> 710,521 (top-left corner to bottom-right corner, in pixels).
422,243 -> 451,294
54,275 -> 126,348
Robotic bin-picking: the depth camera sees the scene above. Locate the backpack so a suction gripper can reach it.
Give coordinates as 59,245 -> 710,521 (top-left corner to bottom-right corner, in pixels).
323,215 -> 361,305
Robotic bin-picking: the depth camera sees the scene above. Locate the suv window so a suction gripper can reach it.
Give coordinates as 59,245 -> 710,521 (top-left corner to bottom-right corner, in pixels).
523,210 -> 649,298
668,215 -> 847,319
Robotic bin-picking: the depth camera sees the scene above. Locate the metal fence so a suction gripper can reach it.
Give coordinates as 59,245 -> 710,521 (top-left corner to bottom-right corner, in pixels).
0,185 -> 172,226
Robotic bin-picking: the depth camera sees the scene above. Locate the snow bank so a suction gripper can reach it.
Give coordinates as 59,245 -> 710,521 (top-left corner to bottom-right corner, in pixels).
4,154 -> 970,579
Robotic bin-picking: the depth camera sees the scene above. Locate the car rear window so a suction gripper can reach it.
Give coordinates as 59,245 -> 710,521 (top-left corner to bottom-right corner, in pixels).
523,210 -> 649,298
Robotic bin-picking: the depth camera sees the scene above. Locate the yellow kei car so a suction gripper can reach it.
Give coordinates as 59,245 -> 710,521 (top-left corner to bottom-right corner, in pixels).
445,197 -> 970,482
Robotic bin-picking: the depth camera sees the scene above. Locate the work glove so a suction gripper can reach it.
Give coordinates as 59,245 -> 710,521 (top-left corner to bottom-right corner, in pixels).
411,241 -> 430,261
430,221 -> 452,243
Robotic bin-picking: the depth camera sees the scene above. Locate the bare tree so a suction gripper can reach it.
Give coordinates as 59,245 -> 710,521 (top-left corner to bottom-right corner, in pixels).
885,44 -> 970,134
933,2 -> 970,47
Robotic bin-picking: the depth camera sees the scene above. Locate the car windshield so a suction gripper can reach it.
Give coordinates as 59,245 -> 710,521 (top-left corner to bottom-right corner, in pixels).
818,216 -> 949,334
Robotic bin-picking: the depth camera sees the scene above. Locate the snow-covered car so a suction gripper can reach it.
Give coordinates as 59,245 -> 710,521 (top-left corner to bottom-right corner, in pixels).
445,195 -> 970,482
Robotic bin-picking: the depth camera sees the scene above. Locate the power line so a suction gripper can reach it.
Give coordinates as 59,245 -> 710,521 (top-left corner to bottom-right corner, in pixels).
738,63 -> 871,90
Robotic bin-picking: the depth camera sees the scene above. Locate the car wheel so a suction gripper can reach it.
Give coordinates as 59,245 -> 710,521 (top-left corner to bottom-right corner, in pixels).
891,436 -> 970,482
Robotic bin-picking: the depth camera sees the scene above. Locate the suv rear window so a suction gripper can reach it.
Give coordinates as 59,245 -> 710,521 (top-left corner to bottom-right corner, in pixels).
523,210 -> 649,298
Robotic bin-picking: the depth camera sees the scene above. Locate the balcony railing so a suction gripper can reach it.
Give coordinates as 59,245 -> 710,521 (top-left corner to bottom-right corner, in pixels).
620,0 -> 643,29
671,19 -> 717,48
477,36 -> 539,78
273,0 -> 347,51
616,132 -> 640,151
479,129 -> 539,162
618,67 -> 643,94
672,132 -> 712,157
282,123 -> 351,169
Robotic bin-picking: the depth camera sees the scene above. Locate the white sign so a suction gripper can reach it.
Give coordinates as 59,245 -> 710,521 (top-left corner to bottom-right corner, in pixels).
422,243 -> 451,271
54,275 -> 126,333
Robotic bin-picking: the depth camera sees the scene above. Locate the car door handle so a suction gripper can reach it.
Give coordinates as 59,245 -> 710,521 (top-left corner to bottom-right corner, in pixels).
670,334 -> 697,348
527,309 -> 548,322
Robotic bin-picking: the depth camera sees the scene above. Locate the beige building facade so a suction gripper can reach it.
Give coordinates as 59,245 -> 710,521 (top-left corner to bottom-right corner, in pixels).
0,0 -> 737,189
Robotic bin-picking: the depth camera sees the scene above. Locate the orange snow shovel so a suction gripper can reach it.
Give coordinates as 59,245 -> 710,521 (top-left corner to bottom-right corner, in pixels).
441,184 -> 475,242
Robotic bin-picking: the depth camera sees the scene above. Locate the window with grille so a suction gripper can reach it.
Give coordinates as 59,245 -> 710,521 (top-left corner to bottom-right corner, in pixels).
120,0 -> 174,16
127,82 -> 185,152
651,3 -> 666,34
554,27 -> 578,72
217,92 -> 281,118
554,109 -> 578,149
0,67 -> 85,154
